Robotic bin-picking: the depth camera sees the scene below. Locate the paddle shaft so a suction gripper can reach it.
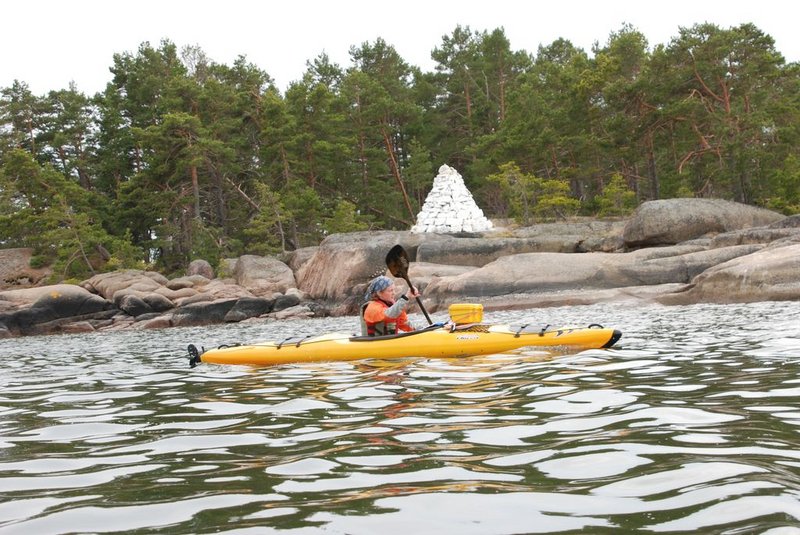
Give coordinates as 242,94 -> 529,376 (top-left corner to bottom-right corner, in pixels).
401,275 -> 432,324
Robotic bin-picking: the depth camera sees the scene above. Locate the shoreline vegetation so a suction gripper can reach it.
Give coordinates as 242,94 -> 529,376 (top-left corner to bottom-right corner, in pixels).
1,198 -> 798,339
2,24 -> 799,338
2,23 -> 799,290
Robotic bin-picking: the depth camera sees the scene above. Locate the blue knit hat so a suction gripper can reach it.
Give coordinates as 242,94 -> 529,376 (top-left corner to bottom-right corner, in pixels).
365,275 -> 393,301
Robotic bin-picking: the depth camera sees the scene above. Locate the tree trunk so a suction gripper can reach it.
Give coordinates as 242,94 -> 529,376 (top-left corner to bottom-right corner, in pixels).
381,125 -> 416,222
305,140 -> 316,187
190,164 -> 201,219
730,152 -> 747,204
210,165 -> 227,230
358,130 -> 368,189
280,144 -> 291,184
647,131 -> 660,200
224,176 -> 287,252
498,74 -> 506,123
464,80 -> 472,132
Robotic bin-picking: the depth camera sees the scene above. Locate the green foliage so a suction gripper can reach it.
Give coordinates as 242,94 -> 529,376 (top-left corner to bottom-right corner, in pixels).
596,174 -> 638,217
763,154 -> 800,214
188,220 -> 225,270
404,140 -> 435,207
281,180 -> 324,247
242,182 -> 289,255
486,162 -> 537,224
1,22 -> 799,279
29,255 -> 48,269
486,162 -> 580,224
533,178 -> 581,221
323,199 -> 371,234
0,150 -> 144,279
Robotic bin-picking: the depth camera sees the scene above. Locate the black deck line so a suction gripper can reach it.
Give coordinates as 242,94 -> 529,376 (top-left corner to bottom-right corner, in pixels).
348,324 -> 443,343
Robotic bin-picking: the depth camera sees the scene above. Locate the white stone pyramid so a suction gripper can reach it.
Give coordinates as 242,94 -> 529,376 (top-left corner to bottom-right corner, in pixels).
411,164 -> 494,233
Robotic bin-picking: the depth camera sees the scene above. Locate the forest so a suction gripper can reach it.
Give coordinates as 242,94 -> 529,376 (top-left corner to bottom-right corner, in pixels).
1,22 -> 799,280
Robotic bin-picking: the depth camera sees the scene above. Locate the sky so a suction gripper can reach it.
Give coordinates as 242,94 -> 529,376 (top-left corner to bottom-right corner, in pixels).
2,0 -> 798,96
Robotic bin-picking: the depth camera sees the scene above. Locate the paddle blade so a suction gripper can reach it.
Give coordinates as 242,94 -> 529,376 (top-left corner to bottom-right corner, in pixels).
385,244 -> 409,278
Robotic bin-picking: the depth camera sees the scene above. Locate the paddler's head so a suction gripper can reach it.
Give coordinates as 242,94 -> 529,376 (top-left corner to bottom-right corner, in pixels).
365,275 -> 394,301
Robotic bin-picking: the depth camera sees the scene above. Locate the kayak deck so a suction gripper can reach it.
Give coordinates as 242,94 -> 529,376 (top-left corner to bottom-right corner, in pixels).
190,323 -> 622,367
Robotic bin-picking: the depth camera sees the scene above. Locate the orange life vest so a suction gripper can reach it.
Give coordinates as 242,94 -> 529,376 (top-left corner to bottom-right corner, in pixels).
361,298 -> 411,336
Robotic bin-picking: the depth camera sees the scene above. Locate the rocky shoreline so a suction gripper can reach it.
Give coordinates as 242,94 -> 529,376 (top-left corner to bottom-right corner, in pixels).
1,198 -> 799,339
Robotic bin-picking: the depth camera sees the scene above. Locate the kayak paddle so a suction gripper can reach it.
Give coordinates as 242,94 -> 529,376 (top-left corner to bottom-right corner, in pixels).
385,244 -> 432,325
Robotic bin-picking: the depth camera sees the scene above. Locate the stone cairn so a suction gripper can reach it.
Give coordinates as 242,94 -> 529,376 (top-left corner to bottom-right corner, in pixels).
411,164 -> 494,233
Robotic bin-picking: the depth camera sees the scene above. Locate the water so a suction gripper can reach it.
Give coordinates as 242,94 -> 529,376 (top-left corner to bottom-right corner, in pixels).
1,301 -> 800,534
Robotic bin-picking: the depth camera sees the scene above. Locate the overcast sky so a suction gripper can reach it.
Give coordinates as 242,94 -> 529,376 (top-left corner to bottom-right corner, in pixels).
2,0 -> 797,96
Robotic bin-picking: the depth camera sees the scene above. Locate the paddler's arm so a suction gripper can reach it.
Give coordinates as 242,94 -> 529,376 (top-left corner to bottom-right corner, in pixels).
384,287 -> 420,319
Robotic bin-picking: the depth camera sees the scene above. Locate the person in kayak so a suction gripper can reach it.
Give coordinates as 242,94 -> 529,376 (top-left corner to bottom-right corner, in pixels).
360,275 -> 420,336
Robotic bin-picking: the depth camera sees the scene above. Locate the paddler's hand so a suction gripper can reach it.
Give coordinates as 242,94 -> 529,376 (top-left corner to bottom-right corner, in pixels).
407,287 -> 420,299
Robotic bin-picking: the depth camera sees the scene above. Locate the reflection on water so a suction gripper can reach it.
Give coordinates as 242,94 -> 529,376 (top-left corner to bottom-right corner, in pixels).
1,301 -> 800,533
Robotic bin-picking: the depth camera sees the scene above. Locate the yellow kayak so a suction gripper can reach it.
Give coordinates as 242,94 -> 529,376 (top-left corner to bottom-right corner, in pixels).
188,323 -> 621,367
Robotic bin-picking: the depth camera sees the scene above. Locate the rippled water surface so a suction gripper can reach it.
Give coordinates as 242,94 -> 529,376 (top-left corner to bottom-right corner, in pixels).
2,301 -> 800,533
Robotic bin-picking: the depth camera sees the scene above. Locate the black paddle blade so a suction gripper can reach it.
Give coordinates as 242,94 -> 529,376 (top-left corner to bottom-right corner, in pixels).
385,244 -> 432,325
385,244 -> 409,278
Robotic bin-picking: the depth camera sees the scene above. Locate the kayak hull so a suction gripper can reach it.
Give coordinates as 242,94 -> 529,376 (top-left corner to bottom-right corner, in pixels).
194,323 -> 622,367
